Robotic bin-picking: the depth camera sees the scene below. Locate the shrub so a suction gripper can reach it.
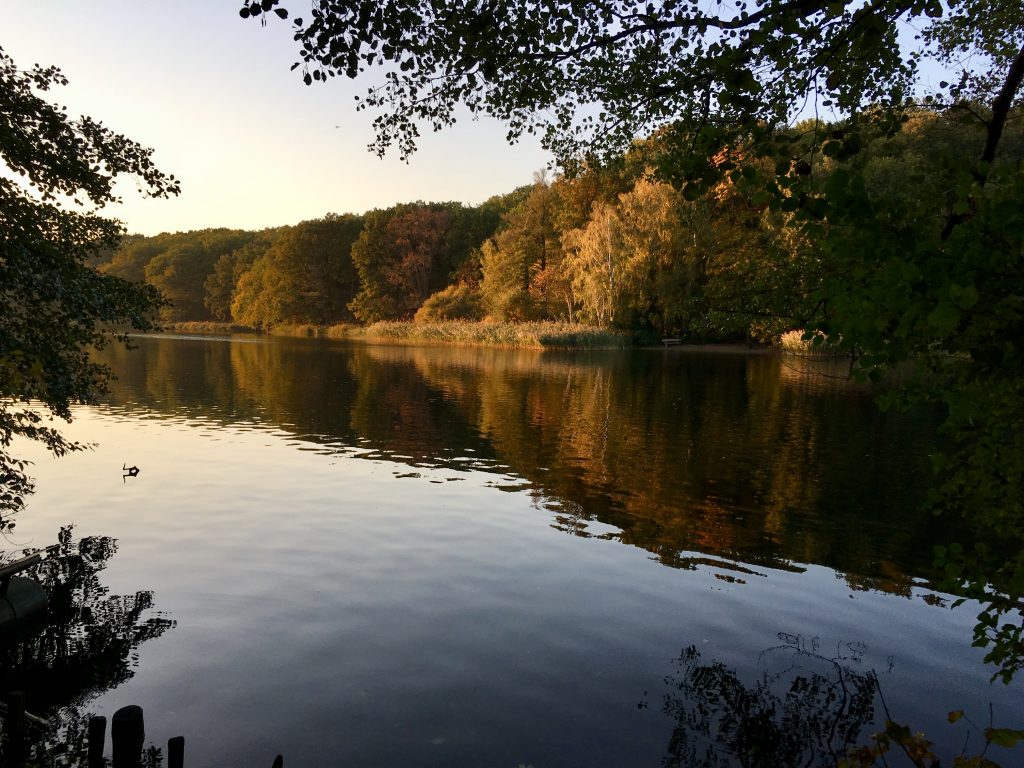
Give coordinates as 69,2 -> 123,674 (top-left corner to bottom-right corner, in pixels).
414,284 -> 484,322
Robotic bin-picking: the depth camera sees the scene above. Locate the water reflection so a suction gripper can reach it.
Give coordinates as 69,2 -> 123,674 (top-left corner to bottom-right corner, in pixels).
96,335 -> 954,595
0,526 -> 174,764
659,635 -> 881,768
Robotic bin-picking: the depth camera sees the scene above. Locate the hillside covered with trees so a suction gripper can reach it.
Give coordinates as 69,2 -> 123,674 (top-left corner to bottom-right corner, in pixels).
96,108 -> 1020,345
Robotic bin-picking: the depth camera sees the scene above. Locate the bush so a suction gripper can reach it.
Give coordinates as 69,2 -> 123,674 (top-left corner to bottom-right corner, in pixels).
414,284 -> 484,322
777,329 -> 846,357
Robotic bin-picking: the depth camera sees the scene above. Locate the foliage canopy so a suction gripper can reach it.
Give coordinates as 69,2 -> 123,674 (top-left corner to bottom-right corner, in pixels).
0,46 -> 179,526
243,0 -> 1019,167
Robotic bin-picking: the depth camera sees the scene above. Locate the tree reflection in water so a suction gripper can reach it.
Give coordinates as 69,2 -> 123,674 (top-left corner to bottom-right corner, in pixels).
0,525 -> 174,765
661,634 -> 880,768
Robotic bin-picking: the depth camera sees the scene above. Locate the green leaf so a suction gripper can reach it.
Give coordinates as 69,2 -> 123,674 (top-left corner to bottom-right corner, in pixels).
985,728 -> 1024,747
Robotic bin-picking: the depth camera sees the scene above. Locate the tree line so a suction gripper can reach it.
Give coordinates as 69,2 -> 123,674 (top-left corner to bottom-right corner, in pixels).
95,107 -> 1022,345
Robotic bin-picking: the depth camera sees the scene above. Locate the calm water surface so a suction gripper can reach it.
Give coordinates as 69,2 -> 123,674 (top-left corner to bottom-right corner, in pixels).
6,335 -> 1021,767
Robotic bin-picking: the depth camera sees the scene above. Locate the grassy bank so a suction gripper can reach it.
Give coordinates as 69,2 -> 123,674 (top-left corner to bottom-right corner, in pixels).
158,321 -> 847,354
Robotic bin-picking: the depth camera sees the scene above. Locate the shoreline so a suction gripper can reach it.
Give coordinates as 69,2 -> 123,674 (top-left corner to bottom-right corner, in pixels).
156,322 -> 781,354
656,342 -> 775,354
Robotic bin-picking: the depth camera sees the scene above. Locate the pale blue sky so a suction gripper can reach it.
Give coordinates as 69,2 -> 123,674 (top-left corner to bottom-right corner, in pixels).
4,1 -> 552,235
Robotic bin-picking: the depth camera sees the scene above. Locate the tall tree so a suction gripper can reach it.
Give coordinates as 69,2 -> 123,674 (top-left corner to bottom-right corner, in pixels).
479,179 -> 557,320
205,230 -> 280,321
614,176 -> 687,333
259,214 -> 364,325
231,254 -> 278,330
1,46 -> 178,527
145,241 -> 220,322
561,202 -> 624,327
349,204 -> 459,322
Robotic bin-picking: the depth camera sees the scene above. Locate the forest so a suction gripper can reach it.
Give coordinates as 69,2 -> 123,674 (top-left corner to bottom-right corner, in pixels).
95,108 -> 1020,344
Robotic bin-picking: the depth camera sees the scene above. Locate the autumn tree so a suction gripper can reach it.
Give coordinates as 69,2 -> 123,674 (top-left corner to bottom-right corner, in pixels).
204,229 -> 280,321
612,177 -> 688,333
231,253 -> 277,330
226,215 -> 363,329
561,202 -> 623,327
349,203 -> 484,322
479,179 -> 557,320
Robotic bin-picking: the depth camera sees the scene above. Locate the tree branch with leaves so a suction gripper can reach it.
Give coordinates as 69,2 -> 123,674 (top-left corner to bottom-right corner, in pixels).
0,46 -> 179,529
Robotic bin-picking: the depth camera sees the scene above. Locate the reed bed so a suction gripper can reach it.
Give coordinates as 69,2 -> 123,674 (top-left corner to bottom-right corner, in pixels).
343,320 -> 630,349
160,320 -> 628,348
161,321 -> 256,334
268,323 -> 322,338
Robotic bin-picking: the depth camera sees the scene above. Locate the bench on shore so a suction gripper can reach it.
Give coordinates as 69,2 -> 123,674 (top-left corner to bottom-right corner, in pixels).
661,338 -> 682,347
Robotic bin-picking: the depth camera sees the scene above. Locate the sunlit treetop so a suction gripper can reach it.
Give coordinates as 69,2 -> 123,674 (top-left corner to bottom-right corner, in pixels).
241,0 -> 1023,166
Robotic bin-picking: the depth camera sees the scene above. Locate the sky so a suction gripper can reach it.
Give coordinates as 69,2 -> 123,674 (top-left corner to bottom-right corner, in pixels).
4,1 -> 553,235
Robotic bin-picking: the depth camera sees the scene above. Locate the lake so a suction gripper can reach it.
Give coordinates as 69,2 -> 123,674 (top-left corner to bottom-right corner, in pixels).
5,334 -> 1021,767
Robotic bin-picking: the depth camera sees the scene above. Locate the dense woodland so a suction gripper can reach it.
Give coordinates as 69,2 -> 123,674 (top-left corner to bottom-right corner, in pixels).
97,109 -> 1019,343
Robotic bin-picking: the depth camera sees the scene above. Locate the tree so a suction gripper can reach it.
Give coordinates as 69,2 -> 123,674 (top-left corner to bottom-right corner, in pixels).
612,176 -> 688,333
349,203 -> 459,322
245,214 -> 364,327
479,180 -> 555,320
144,241 -> 219,322
561,201 -> 624,327
230,253 -> 278,330
244,1 -> 1024,680
205,230 -> 279,321
1,46 -> 179,528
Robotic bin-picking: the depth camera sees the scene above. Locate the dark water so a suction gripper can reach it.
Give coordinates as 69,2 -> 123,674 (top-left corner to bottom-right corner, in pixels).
4,335 -> 1020,767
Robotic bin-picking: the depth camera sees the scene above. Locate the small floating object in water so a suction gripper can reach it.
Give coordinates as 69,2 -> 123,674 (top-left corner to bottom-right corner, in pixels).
122,464 -> 140,481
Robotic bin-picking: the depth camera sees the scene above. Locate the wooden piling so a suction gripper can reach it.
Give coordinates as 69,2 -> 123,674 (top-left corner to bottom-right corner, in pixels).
111,705 -> 145,768
87,715 -> 107,768
3,691 -> 26,768
168,735 -> 185,768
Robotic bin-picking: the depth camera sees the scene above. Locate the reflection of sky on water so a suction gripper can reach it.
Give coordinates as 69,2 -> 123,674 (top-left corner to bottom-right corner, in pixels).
11,404 -> 1021,767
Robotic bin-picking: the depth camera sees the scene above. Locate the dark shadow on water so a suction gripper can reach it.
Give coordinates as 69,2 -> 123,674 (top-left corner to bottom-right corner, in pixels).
0,525 -> 174,765
660,635 -> 880,768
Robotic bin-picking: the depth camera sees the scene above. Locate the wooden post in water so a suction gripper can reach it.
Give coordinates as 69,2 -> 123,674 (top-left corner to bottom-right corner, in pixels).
111,705 -> 145,768
3,691 -> 26,768
87,715 -> 107,768
168,735 -> 185,768
271,755 -> 284,768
